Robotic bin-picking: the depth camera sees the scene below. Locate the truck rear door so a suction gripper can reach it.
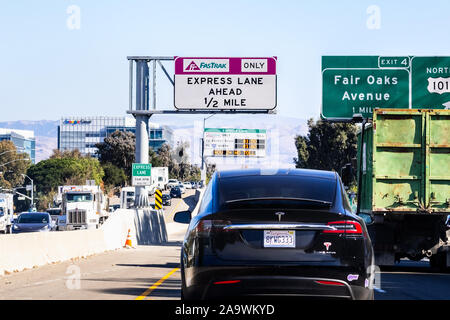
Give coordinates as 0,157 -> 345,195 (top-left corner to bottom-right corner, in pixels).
372,109 -> 450,213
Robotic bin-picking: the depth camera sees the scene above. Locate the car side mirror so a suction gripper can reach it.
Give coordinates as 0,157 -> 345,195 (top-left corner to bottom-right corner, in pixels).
174,210 -> 191,224
359,213 -> 374,226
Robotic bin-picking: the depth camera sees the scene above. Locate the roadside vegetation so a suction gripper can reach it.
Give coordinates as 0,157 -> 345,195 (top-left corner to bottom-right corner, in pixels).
294,118 -> 358,190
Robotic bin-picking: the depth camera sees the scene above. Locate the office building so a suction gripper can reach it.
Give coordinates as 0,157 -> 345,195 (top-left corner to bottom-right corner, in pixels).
0,128 -> 36,164
58,116 -> 173,156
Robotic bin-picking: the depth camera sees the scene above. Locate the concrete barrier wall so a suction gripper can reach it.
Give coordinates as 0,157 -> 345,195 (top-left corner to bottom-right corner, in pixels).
0,228 -> 107,276
0,207 -> 168,276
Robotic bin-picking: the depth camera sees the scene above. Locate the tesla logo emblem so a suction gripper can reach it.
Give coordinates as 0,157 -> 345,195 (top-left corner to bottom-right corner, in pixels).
274,212 -> 285,221
323,242 -> 332,251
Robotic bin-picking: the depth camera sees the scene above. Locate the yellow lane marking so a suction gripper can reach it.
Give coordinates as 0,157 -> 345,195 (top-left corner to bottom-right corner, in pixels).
135,267 -> 180,300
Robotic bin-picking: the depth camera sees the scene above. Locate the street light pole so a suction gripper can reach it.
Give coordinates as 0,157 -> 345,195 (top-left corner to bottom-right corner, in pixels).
21,174 -> 34,211
202,114 -> 215,171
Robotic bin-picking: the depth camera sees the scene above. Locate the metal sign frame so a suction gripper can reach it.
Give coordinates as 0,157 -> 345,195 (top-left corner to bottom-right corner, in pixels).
127,56 -> 276,116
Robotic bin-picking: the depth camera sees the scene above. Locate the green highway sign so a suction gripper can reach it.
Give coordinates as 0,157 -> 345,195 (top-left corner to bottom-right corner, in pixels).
411,57 -> 450,108
322,56 -> 409,120
322,56 -> 450,120
322,68 -> 409,119
132,163 -> 152,186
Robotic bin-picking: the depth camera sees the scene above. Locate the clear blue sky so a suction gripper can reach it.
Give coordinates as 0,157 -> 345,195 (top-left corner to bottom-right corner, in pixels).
1,0 -> 450,121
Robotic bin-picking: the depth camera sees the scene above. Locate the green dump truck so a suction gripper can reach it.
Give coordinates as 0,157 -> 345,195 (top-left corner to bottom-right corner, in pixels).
356,108 -> 450,268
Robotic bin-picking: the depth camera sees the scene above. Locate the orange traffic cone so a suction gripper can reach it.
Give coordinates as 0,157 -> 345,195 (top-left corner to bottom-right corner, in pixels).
124,229 -> 134,248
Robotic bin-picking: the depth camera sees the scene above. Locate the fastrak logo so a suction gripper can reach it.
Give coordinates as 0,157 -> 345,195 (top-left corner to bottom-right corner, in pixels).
185,61 -> 200,71
183,59 -> 229,72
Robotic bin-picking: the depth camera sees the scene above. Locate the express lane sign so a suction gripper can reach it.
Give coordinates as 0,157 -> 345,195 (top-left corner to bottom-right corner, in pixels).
174,57 -> 277,110
132,163 -> 152,186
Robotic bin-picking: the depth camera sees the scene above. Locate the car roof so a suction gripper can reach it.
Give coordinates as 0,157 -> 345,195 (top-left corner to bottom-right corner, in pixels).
216,168 -> 337,180
20,212 -> 49,215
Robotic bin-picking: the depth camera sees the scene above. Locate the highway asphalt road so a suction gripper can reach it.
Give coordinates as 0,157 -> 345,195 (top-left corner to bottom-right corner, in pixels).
1,188 -> 449,300
375,259 -> 450,300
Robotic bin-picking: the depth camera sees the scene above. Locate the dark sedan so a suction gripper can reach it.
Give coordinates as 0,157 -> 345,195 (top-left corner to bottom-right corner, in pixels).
162,194 -> 172,206
170,187 -> 182,198
176,168 -> 374,300
12,212 -> 54,233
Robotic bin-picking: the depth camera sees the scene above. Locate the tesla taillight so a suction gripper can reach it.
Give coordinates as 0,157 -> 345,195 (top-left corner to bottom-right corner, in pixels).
195,220 -> 232,237
323,220 -> 364,236
315,280 -> 345,286
213,280 -> 241,285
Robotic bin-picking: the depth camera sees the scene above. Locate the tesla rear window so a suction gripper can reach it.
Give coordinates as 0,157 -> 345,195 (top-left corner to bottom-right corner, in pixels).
218,175 -> 336,207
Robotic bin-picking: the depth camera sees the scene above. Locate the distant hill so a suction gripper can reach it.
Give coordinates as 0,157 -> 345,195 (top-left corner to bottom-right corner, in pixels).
0,115 -> 307,167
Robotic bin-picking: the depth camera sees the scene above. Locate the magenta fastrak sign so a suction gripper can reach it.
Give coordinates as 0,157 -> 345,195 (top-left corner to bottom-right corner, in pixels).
174,57 -> 277,110
175,57 -> 276,75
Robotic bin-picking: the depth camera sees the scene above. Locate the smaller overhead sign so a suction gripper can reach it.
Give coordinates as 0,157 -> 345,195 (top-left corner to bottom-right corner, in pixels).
132,163 -> 152,186
204,128 -> 266,158
174,57 -> 277,110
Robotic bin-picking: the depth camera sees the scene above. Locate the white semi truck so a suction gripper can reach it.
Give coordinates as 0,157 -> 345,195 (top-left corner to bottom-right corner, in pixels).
59,185 -> 109,230
0,193 -> 14,234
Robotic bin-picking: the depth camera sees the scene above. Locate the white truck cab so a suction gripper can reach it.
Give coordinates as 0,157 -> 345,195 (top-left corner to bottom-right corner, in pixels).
60,185 -> 108,230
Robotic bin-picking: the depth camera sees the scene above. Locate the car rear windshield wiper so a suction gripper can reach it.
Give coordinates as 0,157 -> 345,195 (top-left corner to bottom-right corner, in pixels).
225,197 -> 332,206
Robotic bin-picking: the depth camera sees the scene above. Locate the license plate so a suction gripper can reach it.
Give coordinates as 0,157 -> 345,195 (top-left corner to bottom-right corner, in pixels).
263,230 -> 295,248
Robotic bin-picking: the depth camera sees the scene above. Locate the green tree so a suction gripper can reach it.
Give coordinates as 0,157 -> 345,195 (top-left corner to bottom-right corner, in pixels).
149,147 -> 163,167
26,149 -> 104,210
27,153 -> 104,210
206,163 -> 216,182
50,149 -> 84,159
293,118 -> 358,179
95,130 -> 135,178
101,162 -> 127,193
0,140 -> 31,190
157,144 -> 180,179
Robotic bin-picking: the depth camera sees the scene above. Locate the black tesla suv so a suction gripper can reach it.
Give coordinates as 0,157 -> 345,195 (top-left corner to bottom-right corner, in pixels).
176,168 -> 375,300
